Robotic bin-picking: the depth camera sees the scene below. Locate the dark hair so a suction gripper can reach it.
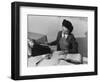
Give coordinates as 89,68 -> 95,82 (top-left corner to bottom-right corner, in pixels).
62,19 -> 73,33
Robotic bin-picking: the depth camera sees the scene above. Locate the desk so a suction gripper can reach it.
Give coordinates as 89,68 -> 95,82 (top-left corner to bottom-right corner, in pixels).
28,51 -> 87,67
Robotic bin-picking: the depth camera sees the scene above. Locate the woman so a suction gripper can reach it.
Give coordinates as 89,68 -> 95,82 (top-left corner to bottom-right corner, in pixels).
48,19 -> 78,54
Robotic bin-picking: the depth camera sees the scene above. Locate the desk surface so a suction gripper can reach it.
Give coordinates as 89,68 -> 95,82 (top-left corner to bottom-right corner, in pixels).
28,51 -> 87,67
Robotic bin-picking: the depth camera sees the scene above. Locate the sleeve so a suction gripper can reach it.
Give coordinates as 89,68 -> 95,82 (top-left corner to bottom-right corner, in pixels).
69,34 -> 78,53
48,31 -> 61,46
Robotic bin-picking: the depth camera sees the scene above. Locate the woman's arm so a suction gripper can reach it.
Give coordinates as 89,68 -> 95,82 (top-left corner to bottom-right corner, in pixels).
48,40 -> 57,45
48,31 -> 62,46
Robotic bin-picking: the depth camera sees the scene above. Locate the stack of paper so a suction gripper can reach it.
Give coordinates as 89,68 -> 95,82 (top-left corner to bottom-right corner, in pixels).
66,53 -> 82,64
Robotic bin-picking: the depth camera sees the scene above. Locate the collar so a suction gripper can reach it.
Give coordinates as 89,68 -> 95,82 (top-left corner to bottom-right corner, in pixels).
62,32 -> 68,38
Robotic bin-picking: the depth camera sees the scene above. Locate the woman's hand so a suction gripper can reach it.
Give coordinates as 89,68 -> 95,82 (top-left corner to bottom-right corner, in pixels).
64,50 -> 68,54
58,50 -> 68,55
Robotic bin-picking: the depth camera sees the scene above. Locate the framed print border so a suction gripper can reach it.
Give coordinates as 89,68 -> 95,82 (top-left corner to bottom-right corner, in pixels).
11,1 -> 98,80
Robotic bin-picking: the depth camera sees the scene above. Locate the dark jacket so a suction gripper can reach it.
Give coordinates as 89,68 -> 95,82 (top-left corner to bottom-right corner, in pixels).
48,31 -> 78,53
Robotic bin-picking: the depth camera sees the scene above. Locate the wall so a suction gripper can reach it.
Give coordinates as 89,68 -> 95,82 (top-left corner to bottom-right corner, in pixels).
0,0 -> 100,82
28,15 -> 87,41
28,15 -> 60,42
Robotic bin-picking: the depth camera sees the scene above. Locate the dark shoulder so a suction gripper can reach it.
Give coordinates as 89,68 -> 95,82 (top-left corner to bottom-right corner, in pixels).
69,33 -> 74,37
58,31 -> 62,34
57,31 -> 62,36
56,31 -> 62,39
68,33 -> 76,40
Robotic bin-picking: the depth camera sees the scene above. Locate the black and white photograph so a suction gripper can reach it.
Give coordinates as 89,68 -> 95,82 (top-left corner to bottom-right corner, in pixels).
11,2 -> 97,80
27,15 -> 88,67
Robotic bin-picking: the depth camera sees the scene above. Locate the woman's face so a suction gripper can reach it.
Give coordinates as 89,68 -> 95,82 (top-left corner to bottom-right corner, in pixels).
62,26 -> 69,34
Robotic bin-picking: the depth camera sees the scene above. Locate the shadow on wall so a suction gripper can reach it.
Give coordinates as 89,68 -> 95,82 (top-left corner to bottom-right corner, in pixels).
76,32 -> 88,57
